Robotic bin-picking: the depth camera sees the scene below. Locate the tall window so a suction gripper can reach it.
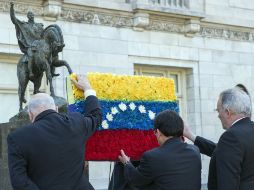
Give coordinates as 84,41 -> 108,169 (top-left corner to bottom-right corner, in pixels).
134,65 -> 187,119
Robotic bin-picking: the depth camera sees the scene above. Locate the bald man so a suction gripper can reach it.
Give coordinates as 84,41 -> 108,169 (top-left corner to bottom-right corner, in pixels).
7,75 -> 102,190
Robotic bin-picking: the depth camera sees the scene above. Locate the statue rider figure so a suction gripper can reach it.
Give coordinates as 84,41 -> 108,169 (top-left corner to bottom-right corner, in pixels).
10,2 -> 44,79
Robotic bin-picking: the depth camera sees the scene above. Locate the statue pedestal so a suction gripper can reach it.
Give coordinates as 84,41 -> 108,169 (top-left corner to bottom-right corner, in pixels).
0,96 -> 67,190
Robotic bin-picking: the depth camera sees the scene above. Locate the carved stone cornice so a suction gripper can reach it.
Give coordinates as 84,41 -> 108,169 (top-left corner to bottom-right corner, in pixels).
1,1 -> 254,42
145,19 -> 184,33
61,7 -> 187,33
199,26 -> 253,42
61,8 -> 133,28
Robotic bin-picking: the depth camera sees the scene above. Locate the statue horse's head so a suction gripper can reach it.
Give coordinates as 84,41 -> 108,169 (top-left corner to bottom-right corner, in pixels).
42,24 -> 65,55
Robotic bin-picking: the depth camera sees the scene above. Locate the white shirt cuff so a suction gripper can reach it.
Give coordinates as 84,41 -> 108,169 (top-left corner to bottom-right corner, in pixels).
84,89 -> 96,98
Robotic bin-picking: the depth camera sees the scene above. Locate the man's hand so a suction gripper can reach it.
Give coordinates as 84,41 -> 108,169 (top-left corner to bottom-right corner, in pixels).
183,124 -> 196,142
118,149 -> 130,165
71,75 -> 92,91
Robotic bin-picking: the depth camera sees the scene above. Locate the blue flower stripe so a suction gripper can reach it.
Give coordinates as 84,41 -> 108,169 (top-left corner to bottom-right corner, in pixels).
68,100 -> 179,130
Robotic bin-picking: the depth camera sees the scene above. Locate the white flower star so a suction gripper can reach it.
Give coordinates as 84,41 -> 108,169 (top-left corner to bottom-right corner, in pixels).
106,113 -> 113,121
119,102 -> 127,111
129,102 -> 136,111
138,105 -> 146,113
102,120 -> 109,129
148,110 -> 155,120
111,107 -> 118,115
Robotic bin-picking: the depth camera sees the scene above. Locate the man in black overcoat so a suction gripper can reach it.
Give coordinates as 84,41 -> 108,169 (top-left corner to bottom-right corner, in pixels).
184,88 -> 254,190
8,75 -> 102,190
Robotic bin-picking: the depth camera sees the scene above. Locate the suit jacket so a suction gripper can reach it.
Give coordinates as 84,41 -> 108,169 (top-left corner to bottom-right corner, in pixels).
108,161 -> 140,190
124,137 -> 201,190
7,95 -> 102,190
195,117 -> 254,190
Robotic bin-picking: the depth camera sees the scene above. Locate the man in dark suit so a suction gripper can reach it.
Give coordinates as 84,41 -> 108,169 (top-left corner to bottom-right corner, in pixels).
184,88 -> 254,190
118,110 -> 201,190
7,75 -> 102,190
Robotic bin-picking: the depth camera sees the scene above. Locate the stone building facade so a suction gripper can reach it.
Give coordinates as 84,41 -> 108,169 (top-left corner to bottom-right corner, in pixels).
1,0 -> 254,189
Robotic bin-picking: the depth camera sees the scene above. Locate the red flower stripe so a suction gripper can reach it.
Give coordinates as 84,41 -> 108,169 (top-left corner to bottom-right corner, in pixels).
85,129 -> 159,161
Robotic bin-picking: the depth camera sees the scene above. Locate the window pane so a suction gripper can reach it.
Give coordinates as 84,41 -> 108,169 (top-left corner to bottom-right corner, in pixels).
169,74 -> 179,93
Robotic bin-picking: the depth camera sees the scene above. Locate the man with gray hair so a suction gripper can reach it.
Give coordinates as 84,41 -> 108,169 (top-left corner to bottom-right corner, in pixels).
27,93 -> 57,122
7,75 -> 102,190
184,88 -> 254,190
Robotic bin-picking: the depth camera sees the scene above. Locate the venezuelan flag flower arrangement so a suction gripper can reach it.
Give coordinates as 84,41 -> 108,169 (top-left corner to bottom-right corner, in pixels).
67,73 -> 179,161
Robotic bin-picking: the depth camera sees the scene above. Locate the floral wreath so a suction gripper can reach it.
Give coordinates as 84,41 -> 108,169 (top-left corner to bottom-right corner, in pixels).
67,73 -> 179,160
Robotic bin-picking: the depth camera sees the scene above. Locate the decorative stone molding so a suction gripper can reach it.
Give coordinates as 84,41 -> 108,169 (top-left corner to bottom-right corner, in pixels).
61,8 -> 133,28
0,1 -> 43,15
1,1 -> 254,42
146,19 -> 184,33
0,1 -> 9,12
60,8 -> 188,34
43,0 -> 63,21
199,26 -> 253,42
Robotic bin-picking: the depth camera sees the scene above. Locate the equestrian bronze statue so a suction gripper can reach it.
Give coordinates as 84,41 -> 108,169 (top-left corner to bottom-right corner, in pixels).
10,2 -> 72,111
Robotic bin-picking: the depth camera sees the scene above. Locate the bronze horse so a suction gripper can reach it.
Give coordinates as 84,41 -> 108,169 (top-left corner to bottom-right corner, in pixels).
17,24 -> 72,111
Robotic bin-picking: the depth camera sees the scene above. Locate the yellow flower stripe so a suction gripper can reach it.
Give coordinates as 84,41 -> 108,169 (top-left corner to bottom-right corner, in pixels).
70,73 -> 177,102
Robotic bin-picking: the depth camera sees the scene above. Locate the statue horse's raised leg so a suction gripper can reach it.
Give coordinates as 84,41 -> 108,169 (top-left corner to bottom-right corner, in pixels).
52,58 -> 73,75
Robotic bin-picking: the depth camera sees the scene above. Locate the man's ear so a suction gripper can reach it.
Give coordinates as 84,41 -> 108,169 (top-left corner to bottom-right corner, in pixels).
226,108 -> 233,118
28,111 -> 34,123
